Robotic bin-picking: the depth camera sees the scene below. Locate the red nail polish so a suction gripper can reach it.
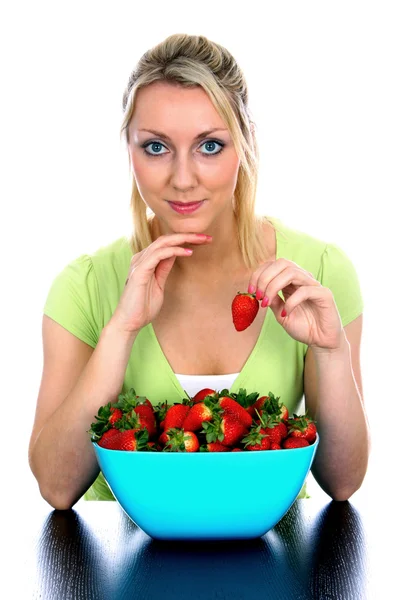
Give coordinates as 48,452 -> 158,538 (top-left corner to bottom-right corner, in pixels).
281,309 -> 287,318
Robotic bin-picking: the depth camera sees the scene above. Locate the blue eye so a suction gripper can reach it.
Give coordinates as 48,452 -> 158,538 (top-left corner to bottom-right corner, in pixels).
141,139 -> 225,158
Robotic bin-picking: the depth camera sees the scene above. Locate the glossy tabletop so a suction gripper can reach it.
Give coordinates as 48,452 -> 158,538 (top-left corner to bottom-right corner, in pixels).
6,474 -> 395,600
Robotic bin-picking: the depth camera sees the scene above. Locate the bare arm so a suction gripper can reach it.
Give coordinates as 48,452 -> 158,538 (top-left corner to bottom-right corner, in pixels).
29,233 -> 211,510
304,318 -> 371,500
28,316 -> 138,510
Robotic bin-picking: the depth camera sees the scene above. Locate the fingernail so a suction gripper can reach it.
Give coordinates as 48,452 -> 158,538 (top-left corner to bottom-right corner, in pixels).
248,284 -> 256,294
281,309 -> 287,318
261,296 -> 269,308
256,289 -> 264,301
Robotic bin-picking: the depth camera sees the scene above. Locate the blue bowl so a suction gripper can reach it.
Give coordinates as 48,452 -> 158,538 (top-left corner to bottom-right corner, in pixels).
92,433 -> 319,541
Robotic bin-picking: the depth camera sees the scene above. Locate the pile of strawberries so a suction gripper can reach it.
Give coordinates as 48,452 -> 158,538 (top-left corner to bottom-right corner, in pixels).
88,387 -> 317,452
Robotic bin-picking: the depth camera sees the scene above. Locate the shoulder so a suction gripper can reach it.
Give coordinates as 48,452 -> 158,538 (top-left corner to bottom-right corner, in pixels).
267,216 -> 327,252
89,235 -> 132,262
86,236 -> 133,277
265,216 -> 359,280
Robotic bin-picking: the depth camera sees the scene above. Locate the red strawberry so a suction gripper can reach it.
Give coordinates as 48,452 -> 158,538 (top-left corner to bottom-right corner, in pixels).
219,396 -> 253,428
158,430 -> 171,447
241,425 -> 271,451
133,404 -> 157,439
153,401 -> 170,429
253,392 -> 289,422
163,403 -> 191,431
202,413 -> 249,447
114,428 -> 149,451
98,428 -> 121,449
280,405 -> 289,422
109,407 -> 123,426
182,401 -> 221,432
163,428 -> 200,452
192,388 -> 217,404
282,437 -> 310,449
228,388 -> 259,410
231,292 -> 259,331
115,388 -> 153,413
199,442 -> 231,452
247,395 -> 269,418
116,409 -> 156,441
270,442 -> 281,450
287,412 -> 317,444
256,413 -> 287,445
231,448 -> 243,452
88,402 -> 124,439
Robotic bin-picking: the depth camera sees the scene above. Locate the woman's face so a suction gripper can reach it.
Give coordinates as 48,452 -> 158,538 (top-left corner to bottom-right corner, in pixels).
127,81 -> 241,234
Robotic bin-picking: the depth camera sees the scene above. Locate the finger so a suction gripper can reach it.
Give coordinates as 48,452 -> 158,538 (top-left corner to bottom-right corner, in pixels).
248,258 -> 299,296
129,233 -> 212,266
277,286 -> 334,318
257,267 -> 321,306
125,246 -> 194,283
153,232 -> 213,249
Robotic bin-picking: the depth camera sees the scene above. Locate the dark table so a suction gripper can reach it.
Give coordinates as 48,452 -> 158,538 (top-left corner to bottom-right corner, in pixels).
9,476 -> 391,600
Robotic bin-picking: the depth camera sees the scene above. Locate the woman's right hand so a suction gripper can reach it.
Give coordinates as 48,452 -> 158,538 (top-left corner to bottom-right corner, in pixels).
111,233 -> 212,335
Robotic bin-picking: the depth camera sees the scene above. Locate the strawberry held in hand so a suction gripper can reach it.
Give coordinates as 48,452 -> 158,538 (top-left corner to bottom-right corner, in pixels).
231,292 -> 259,331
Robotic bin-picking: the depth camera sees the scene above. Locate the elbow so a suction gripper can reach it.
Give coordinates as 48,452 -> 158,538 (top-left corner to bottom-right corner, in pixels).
330,477 -> 366,502
41,487 -> 78,511
37,480 -> 80,511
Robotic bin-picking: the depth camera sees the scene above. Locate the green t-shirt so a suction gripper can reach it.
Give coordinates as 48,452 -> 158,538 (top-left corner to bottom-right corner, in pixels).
43,217 -> 364,501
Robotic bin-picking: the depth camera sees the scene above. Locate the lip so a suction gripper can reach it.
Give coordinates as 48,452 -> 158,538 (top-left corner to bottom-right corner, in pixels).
168,200 -> 205,214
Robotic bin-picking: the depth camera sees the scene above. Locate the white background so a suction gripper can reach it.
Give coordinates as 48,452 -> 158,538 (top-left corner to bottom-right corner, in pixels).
1,1 -> 399,594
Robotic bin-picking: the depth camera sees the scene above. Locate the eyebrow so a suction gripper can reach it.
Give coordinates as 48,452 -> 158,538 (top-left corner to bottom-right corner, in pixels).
138,128 -> 228,142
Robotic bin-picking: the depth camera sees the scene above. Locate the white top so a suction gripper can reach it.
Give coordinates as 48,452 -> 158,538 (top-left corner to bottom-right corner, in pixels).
174,372 -> 240,399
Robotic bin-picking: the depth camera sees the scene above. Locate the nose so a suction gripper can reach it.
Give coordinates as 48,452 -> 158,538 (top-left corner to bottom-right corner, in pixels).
170,153 -> 198,193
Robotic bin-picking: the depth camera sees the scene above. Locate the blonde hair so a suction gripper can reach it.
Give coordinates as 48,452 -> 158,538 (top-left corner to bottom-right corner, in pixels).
120,33 -> 279,269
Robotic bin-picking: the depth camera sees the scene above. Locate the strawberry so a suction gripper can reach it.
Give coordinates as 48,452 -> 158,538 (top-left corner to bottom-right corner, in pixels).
270,442 -> 282,450
182,400 -> 221,432
153,401 -> 170,430
162,428 -> 199,452
98,428 -> 121,449
163,403 -> 191,431
199,442 -> 231,452
114,428 -> 149,451
158,430 -> 171,448
255,412 -> 288,445
219,396 -> 253,428
241,425 -> 271,451
88,402 -> 124,440
109,406 -> 123,426
287,412 -> 317,444
114,387 -> 153,412
191,388 -> 218,404
228,388 -> 260,410
202,413 -> 249,447
247,395 -> 269,418
231,448 -> 243,452
231,292 -> 259,331
256,392 -> 289,422
282,437 -> 310,449
132,404 -> 157,439
116,409 -> 157,440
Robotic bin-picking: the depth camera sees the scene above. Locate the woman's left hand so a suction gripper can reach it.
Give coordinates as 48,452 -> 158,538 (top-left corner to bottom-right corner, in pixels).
248,258 -> 343,350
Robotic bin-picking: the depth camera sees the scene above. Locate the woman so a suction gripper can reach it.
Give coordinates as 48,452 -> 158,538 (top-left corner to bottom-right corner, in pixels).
28,34 -> 370,508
